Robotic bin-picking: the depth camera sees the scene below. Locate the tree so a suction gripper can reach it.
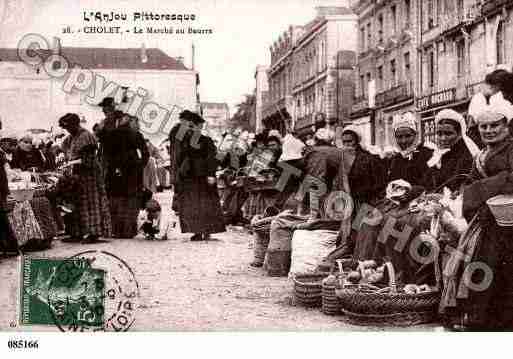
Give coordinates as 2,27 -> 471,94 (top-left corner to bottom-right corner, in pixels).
229,94 -> 256,132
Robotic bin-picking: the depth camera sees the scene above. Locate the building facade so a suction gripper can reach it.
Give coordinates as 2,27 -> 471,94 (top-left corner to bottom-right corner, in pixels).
350,0 -> 419,150
349,0 -> 513,149
254,65 -> 269,133
417,0 -> 513,143
0,40 -> 200,145
262,5 -> 358,138
201,102 -> 230,143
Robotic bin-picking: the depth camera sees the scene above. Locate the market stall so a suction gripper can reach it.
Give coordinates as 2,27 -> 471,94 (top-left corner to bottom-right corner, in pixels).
7,169 -> 61,251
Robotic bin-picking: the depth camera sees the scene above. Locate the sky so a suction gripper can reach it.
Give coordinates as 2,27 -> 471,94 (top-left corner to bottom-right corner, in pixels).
0,0 -> 346,116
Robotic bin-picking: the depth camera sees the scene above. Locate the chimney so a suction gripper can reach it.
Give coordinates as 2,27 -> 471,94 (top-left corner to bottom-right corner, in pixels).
140,43 -> 148,63
52,37 -> 61,55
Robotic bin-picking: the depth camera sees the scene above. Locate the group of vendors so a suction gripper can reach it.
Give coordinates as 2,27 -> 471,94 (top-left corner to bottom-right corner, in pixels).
236,69 -> 513,330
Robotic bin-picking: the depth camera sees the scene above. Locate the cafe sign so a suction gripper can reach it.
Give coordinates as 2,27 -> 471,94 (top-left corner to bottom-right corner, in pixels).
417,88 -> 455,110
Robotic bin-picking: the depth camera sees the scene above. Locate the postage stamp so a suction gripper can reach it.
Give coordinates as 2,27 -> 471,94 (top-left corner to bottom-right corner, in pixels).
19,250 -> 139,332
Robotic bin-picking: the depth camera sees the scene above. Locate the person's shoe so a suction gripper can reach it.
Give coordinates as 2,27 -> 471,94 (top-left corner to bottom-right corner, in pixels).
190,234 -> 203,241
202,233 -> 211,241
81,234 -> 99,244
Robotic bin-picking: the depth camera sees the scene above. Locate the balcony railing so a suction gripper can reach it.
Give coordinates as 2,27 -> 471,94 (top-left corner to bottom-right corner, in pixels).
295,114 -> 314,130
482,0 -> 512,16
350,96 -> 369,114
466,81 -> 483,98
375,81 -> 414,108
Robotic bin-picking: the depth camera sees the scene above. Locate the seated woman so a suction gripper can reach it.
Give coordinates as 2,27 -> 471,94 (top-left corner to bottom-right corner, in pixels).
425,109 -> 480,192
386,112 -> 433,188
10,135 -> 47,172
340,125 -> 383,208
441,100 -> 513,330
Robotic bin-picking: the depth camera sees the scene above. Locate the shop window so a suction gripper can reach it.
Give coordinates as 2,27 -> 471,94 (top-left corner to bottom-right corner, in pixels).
390,59 -> 397,88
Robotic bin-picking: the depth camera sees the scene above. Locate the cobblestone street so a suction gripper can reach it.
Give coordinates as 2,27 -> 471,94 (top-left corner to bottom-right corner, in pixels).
0,191 -> 442,331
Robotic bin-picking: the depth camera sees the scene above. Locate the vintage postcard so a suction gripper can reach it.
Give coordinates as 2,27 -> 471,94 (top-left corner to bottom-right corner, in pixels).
1,0 -> 513,339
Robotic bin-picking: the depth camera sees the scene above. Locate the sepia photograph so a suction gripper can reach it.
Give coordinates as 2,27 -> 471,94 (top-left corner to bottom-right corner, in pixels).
1,0 -> 513,355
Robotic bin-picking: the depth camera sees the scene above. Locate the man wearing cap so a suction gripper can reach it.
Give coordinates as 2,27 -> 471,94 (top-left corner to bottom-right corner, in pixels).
94,97 -> 150,239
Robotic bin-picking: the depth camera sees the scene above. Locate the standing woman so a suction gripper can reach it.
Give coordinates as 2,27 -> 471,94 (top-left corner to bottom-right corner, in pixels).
441,101 -> 513,330
425,109 -> 480,191
176,111 -> 225,241
58,113 -> 112,243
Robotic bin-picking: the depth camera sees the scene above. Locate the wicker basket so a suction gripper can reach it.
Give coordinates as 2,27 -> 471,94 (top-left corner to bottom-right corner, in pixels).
336,262 -> 440,326
487,194 -> 513,226
293,273 -> 328,308
322,276 -> 342,315
251,216 -> 274,266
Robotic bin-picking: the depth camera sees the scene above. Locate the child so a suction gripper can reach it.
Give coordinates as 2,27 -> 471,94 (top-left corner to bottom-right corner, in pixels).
139,199 -> 174,240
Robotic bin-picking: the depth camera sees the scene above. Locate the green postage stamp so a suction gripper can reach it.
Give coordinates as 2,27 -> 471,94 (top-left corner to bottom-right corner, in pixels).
20,257 -> 106,330
19,250 -> 139,332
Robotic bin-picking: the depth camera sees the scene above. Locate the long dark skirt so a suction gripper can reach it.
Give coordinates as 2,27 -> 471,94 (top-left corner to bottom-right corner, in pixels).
0,210 -> 17,254
109,196 -> 138,238
177,177 -> 226,234
68,169 -> 112,239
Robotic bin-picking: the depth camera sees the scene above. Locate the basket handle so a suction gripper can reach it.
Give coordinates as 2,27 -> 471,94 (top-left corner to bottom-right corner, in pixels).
384,261 -> 397,293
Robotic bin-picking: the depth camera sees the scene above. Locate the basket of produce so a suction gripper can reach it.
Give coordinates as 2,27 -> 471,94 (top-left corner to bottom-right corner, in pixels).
293,272 -> 329,308
336,261 -> 440,326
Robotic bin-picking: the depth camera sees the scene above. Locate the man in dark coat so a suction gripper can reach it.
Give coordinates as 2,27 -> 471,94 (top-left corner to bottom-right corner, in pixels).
95,97 -> 149,238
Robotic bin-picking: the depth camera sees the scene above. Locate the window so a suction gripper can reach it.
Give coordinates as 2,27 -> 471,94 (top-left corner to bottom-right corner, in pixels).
391,5 -> 397,35
360,74 -> 365,97
390,59 -> 397,88
437,0 -> 443,25
377,66 -> 383,91
426,0 -> 435,30
404,52 -> 411,81
497,20 -> 506,65
378,14 -> 384,43
405,0 -> 411,27
457,39 -> 465,77
360,27 -> 366,52
427,49 -> 435,88
367,22 -> 372,48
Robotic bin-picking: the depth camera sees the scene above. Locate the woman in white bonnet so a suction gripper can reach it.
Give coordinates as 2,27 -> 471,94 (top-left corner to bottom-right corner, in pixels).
386,111 -> 433,188
441,98 -> 513,330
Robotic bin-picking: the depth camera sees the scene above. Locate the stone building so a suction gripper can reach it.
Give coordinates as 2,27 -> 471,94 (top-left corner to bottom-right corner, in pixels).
417,0 -> 513,143
254,65 -> 269,133
262,5 -> 358,138
0,39 -> 200,145
349,0 -> 513,149
200,102 -> 230,143
349,0 -> 419,149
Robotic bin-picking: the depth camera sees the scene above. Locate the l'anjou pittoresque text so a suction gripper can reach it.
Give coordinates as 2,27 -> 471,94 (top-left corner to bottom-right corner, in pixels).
83,11 -> 197,22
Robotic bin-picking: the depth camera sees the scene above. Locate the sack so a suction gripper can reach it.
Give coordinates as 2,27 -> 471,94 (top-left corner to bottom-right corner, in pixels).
289,230 -> 339,277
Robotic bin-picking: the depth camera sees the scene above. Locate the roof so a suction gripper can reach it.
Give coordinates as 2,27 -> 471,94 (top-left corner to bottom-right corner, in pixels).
0,47 -> 190,71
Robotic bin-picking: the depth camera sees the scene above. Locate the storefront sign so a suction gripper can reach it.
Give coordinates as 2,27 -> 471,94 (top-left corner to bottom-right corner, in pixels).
417,88 -> 455,110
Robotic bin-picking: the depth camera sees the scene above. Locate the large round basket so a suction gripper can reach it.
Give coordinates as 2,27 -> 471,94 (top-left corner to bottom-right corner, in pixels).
293,273 -> 328,308
336,262 -> 440,326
